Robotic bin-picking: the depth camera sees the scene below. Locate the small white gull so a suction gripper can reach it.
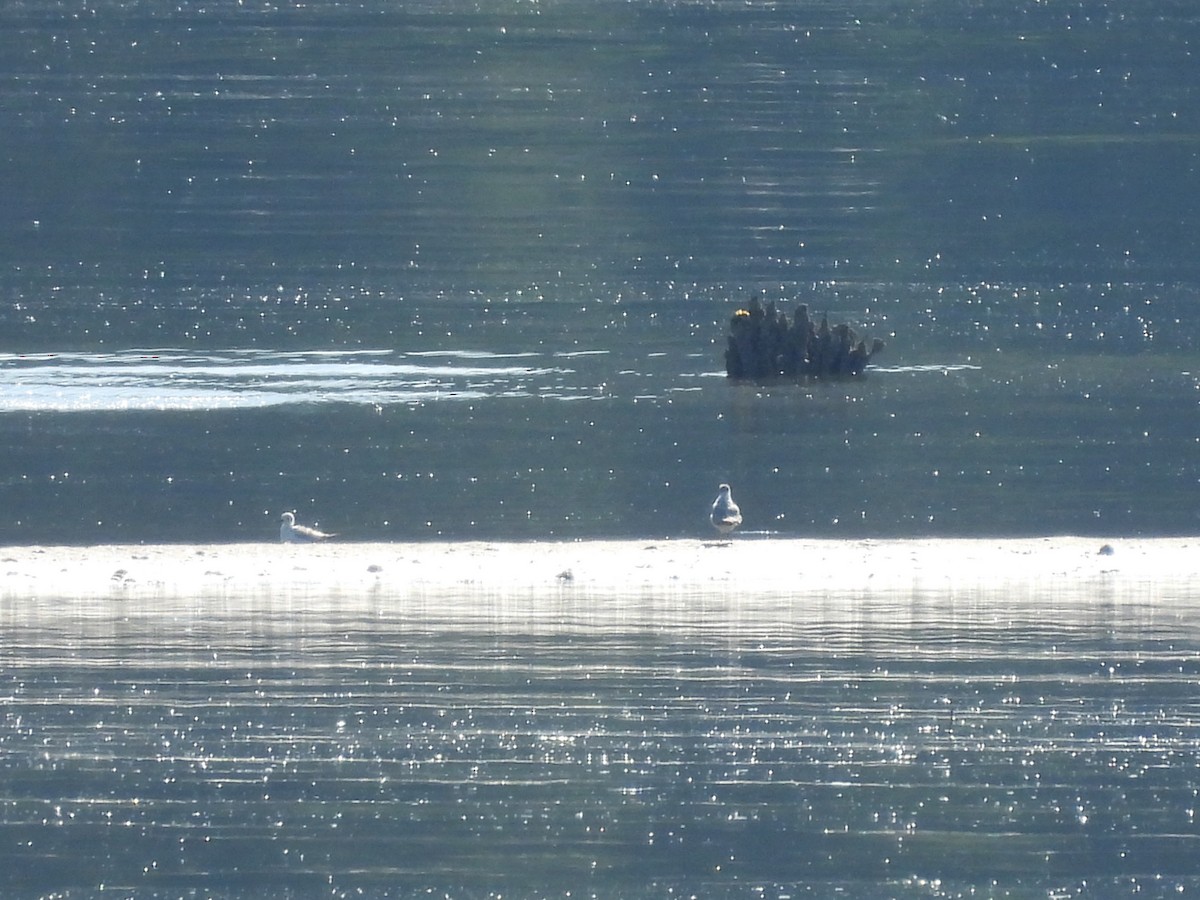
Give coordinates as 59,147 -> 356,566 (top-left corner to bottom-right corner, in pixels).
710,483 -> 742,535
280,511 -> 335,543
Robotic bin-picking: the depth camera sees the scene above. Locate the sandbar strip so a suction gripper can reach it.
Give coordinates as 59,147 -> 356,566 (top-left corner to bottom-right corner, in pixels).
2,536 -> 1197,602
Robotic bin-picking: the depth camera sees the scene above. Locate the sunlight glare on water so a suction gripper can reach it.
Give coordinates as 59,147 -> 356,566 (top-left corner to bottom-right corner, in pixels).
0,349 -> 585,411
3,577 -> 1200,897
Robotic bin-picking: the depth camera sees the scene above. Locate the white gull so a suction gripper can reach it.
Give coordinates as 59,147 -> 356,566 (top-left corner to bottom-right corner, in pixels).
710,483 -> 743,535
280,511 -> 335,543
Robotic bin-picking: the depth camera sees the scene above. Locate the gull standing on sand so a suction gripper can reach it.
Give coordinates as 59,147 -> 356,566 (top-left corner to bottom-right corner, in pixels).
279,511 -> 335,543
710,483 -> 743,535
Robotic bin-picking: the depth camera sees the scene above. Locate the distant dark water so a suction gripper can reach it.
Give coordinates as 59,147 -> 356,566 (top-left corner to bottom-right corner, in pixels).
3,583 -> 1200,898
2,0 -> 1199,543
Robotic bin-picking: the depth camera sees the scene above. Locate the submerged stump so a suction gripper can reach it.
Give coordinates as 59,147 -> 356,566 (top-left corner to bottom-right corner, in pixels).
725,294 -> 884,379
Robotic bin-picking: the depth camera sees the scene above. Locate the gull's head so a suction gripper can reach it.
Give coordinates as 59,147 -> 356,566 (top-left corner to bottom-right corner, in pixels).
280,512 -> 295,525
718,483 -> 732,495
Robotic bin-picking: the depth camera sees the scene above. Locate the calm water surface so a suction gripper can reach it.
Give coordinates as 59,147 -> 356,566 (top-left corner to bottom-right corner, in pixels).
2,0 -> 1200,895
1,0 -> 1198,542
3,580 -> 1200,897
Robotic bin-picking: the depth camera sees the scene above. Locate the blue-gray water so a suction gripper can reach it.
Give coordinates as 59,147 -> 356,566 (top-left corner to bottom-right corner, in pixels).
2,0 -> 1198,543
3,0 -> 1200,895
4,582 -> 1200,898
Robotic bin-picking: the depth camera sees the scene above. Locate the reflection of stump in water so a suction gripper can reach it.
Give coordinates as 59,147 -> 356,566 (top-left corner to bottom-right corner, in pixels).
725,294 -> 885,379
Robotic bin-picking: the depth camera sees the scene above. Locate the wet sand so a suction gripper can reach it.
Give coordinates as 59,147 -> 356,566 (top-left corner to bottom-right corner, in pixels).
1,536 -> 1197,602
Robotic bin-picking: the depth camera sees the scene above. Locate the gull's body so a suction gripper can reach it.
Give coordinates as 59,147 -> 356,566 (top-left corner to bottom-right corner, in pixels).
280,511 -> 335,543
710,483 -> 742,535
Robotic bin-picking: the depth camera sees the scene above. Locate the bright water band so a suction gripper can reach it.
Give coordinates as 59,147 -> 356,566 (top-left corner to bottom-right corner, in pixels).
3,536 -> 1197,602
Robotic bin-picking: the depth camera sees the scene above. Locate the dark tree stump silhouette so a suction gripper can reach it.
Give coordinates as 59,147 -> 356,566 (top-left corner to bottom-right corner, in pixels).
725,294 -> 884,379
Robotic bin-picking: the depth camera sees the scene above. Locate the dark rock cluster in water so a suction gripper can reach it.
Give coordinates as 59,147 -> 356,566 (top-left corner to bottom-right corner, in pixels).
725,295 -> 885,379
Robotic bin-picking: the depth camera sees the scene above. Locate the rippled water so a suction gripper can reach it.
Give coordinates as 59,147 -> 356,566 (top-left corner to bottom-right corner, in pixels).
2,0 -> 1199,542
2,328 -> 1195,542
0,349 -> 592,411
4,579 -> 1200,897
3,0 -> 1200,895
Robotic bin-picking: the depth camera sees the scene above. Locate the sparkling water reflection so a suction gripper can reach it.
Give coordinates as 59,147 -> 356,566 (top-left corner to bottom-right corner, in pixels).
3,0 -> 1200,895
0,349 -> 586,411
3,578 -> 1200,897
2,0 -> 1199,542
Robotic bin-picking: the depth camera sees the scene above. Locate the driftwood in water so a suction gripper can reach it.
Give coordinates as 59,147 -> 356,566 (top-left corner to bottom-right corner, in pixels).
725,295 -> 885,379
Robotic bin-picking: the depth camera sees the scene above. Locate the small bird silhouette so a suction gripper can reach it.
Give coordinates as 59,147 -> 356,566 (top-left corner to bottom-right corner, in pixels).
279,511 -> 335,543
710,483 -> 743,535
